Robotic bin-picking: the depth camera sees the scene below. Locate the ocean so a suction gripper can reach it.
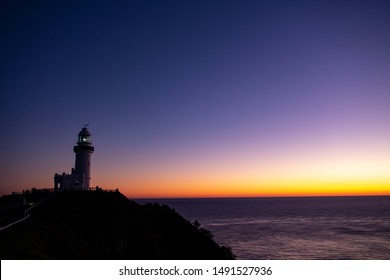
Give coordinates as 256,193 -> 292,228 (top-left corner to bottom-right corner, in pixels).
137,196 -> 390,259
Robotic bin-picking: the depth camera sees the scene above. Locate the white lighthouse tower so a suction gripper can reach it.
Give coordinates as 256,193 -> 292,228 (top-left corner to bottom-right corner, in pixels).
54,126 -> 95,191
73,126 -> 94,190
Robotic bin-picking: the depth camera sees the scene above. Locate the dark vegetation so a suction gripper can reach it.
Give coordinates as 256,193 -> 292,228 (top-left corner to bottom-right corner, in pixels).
0,191 -> 234,259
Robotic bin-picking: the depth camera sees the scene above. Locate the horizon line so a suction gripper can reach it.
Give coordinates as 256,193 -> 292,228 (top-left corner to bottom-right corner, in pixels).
131,194 -> 390,200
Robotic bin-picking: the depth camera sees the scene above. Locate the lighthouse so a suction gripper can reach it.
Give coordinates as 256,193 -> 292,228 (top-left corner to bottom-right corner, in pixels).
54,126 -> 95,191
73,126 -> 94,190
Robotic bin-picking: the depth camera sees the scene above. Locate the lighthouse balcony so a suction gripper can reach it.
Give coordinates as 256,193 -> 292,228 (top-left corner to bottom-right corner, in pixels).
73,145 -> 94,152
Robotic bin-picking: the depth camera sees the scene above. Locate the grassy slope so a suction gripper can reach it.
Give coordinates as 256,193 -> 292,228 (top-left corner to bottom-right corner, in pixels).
0,191 -> 234,259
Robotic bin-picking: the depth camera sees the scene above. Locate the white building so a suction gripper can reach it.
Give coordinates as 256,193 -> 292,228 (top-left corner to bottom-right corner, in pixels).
54,126 -> 95,191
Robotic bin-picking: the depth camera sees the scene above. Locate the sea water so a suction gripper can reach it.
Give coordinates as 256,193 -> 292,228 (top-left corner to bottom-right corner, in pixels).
137,196 -> 390,259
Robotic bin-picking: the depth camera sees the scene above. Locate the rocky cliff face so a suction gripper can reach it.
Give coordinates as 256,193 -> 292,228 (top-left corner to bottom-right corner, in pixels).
0,191 -> 234,259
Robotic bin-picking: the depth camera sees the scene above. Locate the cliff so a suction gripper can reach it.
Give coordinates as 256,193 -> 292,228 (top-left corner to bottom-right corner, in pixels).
0,191 -> 234,259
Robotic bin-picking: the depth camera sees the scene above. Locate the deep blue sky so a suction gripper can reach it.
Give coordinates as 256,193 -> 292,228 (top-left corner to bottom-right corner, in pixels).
1,0 -> 390,197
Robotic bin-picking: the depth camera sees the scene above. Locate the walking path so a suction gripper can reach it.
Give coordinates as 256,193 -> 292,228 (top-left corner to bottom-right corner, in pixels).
0,192 -> 57,232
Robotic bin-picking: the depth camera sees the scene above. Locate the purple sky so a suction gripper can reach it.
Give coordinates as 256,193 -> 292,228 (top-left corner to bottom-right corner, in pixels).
1,0 -> 389,197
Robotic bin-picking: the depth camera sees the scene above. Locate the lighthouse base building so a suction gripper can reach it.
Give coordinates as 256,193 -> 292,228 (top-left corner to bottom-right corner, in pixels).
54,170 -> 86,191
54,126 -> 94,191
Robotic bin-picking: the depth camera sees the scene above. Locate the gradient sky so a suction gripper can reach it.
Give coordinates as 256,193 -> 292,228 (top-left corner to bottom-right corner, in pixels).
1,0 -> 390,198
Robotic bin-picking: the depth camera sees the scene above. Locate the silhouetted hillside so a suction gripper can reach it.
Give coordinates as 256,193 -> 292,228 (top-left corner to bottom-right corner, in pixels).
0,191 -> 234,259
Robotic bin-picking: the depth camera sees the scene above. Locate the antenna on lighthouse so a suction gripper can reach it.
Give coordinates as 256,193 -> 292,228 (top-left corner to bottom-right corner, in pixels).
83,122 -> 90,128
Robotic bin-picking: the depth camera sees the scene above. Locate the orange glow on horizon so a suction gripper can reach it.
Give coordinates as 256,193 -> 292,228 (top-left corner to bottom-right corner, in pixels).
94,143 -> 390,199
119,179 -> 390,199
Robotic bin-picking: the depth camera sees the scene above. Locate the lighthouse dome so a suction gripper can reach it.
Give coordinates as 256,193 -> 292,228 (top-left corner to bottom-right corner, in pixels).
77,127 -> 92,144
78,127 -> 91,136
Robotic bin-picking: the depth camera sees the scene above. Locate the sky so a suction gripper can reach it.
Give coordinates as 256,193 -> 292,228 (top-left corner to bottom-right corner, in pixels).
1,0 -> 390,198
